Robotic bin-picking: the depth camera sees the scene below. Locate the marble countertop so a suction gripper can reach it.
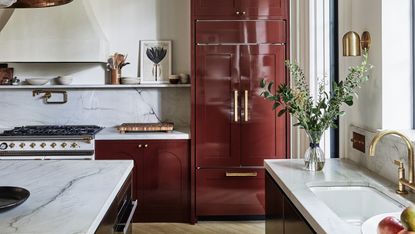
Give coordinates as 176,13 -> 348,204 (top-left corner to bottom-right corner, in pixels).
265,159 -> 415,234
95,127 -> 190,140
0,160 -> 133,234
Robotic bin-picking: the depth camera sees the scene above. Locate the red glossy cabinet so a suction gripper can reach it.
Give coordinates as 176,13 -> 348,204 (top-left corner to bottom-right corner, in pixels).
193,0 -> 287,19
95,140 -> 190,223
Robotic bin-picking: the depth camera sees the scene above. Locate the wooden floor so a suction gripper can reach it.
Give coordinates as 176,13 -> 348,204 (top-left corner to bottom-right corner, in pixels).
133,221 -> 265,234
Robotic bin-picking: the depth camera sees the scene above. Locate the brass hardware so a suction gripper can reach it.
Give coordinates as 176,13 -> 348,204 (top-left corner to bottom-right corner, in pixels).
236,11 -> 240,15
19,143 -> 25,148
8,0 -> 73,8
30,143 -> 36,148
225,172 -> 258,177
83,136 -> 93,144
343,31 -> 372,57
234,90 -> 239,122
33,90 -> 68,104
242,11 -> 246,15
51,143 -> 57,148
61,143 -> 67,148
9,143 -> 15,148
70,143 -> 78,148
244,90 -> 249,122
40,143 -> 46,148
138,144 -> 142,148
144,144 -> 148,148
394,160 -> 409,194
369,131 -> 414,193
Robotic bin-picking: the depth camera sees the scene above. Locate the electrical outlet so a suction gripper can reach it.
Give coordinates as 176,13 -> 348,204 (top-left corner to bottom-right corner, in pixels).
351,132 -> 365,153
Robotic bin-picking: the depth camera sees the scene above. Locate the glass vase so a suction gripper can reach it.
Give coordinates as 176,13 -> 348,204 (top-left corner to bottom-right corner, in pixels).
304,130 -> 325,171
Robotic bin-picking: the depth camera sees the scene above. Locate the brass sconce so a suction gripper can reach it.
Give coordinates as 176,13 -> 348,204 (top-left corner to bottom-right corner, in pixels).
342,31 -> 371,56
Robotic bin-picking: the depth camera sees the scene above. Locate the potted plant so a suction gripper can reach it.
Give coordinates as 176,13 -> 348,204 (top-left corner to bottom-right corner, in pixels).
260,51 -> 372,171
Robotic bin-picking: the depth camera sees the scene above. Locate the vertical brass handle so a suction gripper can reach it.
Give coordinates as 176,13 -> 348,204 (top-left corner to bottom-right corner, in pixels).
234,90 -> 239,122
244,90 -> 249,122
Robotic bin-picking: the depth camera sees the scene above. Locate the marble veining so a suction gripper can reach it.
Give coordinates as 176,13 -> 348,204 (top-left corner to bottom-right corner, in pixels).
265,159 -> 415,234
0,160 -> 133,234
0,88 -> 190,128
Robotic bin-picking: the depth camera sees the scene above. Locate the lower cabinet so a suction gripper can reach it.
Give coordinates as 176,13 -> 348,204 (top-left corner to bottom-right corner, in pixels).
265,172 -> 315,234
95,140 -> 190,223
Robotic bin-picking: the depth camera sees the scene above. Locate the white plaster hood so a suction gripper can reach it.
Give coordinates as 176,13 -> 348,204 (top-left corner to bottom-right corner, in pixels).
0,0 -> 109,62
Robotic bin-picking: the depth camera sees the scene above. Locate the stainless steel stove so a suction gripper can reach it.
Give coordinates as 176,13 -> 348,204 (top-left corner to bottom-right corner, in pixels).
0,125 -> 103,160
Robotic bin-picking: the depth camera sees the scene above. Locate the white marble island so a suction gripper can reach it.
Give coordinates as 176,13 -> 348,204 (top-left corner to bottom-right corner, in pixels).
0,160 -> 133,234
265,159 -> 415,234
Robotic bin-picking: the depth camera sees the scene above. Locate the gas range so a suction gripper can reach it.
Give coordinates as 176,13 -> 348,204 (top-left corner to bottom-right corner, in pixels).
0,125 -> 103,160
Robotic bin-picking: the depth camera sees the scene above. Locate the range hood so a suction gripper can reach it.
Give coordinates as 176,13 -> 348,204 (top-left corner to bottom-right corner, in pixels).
0,0 -> 109,63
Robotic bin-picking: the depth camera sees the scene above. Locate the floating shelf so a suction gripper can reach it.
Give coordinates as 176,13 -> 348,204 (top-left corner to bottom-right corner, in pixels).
0,84 -> 191,90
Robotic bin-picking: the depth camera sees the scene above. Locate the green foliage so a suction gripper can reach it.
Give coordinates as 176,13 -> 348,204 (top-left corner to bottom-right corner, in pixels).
260,50 -> 372,135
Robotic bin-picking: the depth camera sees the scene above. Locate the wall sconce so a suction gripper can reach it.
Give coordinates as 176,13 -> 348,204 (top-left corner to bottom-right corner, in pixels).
342,31 -> 371,56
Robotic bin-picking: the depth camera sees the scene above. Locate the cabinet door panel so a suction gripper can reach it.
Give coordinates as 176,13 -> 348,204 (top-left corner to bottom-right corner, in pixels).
239,0 -> 287,19
240,45 -> 287,166
140,140 -> 190,222
195,45 -> 240,167
196,168 -> 265,216
193,0 -> 238,18
265,173 -> 284,234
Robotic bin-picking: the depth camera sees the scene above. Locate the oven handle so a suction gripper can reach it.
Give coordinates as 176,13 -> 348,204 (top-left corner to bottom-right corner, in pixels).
114,200 -> 137,234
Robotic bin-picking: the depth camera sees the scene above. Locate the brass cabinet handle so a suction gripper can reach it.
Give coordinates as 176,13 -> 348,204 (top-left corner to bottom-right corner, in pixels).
226,172 -> 258,177
236,11 -> 240,15
234,90 -> 239,122
144,144 -> 148,148
244,90 -> 249,122
138,144 -> 142,148
242,11 -> 246,15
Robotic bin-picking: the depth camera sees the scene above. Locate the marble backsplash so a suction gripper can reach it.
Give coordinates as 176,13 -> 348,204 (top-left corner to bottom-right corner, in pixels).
0,88 -> 190,129
347,125 -> 412,184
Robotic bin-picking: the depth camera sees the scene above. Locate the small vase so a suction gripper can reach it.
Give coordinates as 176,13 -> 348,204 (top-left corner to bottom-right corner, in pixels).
110,69 -> 121,85
304,130 -> 325,171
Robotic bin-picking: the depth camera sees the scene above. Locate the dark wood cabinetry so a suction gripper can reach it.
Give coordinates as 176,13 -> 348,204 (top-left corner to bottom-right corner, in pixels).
266,172 -> 315,234
95,140 -> 190,223
193,0 -> 287,19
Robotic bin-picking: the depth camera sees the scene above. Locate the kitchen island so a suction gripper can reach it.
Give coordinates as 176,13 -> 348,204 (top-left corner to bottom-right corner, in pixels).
0,160 -> 134,234
265,159 -> 415,234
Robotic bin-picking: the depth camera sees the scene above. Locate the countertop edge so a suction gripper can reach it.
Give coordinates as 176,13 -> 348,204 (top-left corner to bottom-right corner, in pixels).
86,160 -> 134,234
95,127 -> 190,140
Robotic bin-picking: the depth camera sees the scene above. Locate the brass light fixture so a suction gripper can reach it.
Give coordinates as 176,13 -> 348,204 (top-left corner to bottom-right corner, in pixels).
8,0 -> 73,8
342,31 -> 371,56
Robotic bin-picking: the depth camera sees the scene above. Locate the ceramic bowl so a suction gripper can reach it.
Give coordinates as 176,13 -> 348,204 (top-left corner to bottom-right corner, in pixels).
26,78 -> 50,85
169,75 -> 180,84
55,76 -> 73,85
121,77 -> 141,85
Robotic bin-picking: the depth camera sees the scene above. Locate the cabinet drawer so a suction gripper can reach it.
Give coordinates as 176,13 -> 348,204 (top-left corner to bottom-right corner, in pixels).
196,20 -> 286,44
196,168 -> 265,216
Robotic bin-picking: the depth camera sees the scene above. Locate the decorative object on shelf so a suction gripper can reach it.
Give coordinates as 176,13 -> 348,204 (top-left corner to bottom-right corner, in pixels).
0,67 -> 13,85
32,89 -> 68,104
117,122 -> 174,134
11,77 -> 19,85
54,76 -> 73,85
343,31 -> 371,56
260,51 -> 372,171
108,53 -> 130,85
179,73 -> 190,84
140,40 -> 172,84
120,77 -> 141,85
169,75 -> 180,84
26,78 -> 50,86
5,0 -> 73,8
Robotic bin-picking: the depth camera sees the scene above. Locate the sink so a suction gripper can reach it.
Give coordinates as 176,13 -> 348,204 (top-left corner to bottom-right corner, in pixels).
309,186 -> 405,226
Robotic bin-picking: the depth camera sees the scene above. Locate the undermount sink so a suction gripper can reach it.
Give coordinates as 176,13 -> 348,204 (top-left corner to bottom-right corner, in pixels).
309,186 -> 405,226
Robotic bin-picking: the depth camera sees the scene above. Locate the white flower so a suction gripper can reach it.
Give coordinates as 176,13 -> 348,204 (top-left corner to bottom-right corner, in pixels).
0,0 -> 16,7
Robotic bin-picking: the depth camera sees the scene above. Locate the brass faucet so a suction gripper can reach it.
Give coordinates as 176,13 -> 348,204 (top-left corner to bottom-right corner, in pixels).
369,130 -> 414,194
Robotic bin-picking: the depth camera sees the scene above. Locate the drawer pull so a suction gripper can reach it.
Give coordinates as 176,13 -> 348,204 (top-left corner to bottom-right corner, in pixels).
226,172 -> 258,177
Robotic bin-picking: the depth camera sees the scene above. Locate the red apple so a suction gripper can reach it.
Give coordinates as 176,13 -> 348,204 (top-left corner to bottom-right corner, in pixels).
378,216 -> 405,234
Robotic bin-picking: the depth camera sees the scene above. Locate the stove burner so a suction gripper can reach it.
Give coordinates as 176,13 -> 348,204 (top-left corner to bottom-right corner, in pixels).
0,125 -> 103,137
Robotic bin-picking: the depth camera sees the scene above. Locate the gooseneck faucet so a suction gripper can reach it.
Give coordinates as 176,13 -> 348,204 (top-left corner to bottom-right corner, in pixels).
369,130 -> 414,194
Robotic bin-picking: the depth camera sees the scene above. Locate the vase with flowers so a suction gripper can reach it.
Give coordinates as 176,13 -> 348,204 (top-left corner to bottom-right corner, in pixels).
260,51 -> 372,171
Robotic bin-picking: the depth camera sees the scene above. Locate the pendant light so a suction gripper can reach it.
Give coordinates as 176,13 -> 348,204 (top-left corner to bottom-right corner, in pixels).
342,31 -> 372,57
7,0 -> 74,8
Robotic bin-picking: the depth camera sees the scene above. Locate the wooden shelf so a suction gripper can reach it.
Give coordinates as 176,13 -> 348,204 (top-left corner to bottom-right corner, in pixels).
0,84 -> 191,90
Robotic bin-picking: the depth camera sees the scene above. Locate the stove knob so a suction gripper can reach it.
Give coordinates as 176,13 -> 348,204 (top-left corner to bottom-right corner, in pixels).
0,143 -> 7,150
51,143 -> 57,148
9,143 -> 15,148
71,143 -> 78,148
40,143 -> 47,148
61,143 -> 67,148
30,143 -> 36,148
19,143 -> 25,148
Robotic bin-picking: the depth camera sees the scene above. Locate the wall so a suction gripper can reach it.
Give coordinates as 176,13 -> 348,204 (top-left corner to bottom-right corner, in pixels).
0,0 -> 191,128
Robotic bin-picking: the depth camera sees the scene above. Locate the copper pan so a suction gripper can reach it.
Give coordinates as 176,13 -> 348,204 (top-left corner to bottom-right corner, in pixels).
9,0 -> 74,8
